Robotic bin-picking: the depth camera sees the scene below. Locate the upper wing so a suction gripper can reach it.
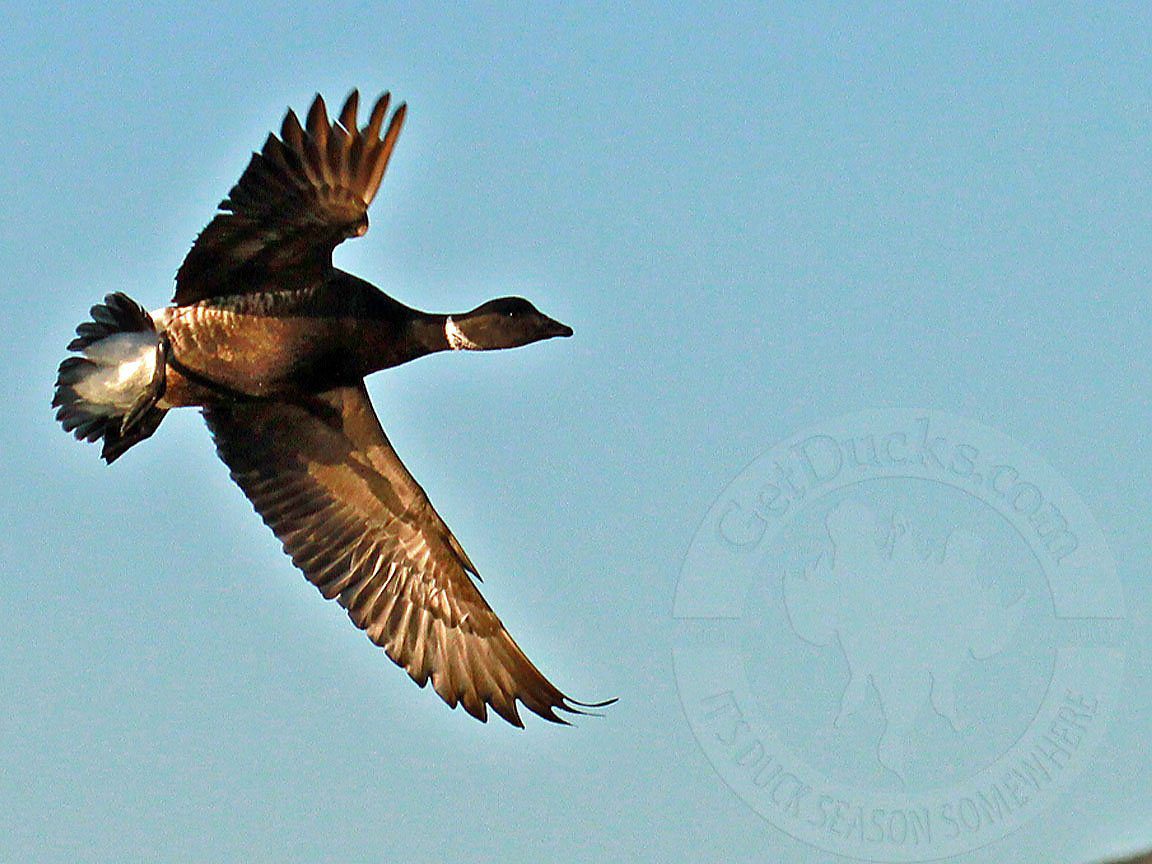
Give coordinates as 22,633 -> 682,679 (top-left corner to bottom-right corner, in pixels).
173,91 -> 406,306
203,383 -> 604,726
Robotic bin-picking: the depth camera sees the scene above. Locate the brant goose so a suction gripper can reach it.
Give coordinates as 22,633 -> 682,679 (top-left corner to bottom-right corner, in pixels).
53,91 -> 608,727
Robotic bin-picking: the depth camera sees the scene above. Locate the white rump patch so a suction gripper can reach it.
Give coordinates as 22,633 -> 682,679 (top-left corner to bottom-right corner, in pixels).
445,316 -> 481,351
73,331 -> 159,411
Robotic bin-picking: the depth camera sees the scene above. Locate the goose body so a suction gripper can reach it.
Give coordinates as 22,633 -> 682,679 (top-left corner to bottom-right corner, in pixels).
53,91 -> 600,727
156,274 -> 448,402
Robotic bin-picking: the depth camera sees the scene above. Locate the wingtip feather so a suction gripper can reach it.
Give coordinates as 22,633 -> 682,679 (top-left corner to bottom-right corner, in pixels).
364,92 -> 391,140
338,89 -> 359,131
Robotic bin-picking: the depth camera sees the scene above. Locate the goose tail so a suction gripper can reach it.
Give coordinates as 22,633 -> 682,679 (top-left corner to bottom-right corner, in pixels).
53,292 -> 169,463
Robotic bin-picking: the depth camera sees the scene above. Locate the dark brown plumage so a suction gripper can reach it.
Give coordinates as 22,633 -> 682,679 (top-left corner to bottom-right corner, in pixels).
175,92 -> 406,305
204,384 -> 588,726
53,91 -> 607,727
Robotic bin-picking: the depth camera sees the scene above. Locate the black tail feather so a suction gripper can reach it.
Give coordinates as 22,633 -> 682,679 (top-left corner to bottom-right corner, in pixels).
67,292 -> 154,351
100,405 -> 166,463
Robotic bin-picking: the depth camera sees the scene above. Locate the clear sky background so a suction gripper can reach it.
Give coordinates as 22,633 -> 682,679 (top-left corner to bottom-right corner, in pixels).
2,4 -> 1150,863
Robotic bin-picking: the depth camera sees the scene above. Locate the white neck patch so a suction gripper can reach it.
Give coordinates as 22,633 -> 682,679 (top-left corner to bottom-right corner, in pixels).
445,316 -> 482,351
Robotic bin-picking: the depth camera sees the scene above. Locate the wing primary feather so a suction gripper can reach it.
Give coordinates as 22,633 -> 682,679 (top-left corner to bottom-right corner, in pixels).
364,103 -> 406,197
306,94 -> 329,151
280,109 -> 305,153
328,123 -> 352,186
363,92 -> 391,141
338,89 -> 359,132
301,133 -> 325,188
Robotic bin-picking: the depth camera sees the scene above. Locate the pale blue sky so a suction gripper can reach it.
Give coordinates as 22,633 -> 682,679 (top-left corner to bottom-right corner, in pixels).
2,4 -> 1151,863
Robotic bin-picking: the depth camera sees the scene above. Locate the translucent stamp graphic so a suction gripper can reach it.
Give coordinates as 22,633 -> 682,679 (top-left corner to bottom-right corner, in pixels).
673,410 -> 1124,861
